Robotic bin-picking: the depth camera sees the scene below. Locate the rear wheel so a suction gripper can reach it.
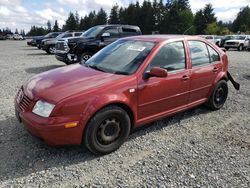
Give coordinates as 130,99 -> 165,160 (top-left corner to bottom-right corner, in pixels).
80,52 -> 92,64
84,106 -> 131,155
206,80 -> 228,110
225,47 -> 229,50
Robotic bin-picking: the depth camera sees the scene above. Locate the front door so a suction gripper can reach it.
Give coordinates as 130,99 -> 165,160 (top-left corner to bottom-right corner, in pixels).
137,41 -> 190,122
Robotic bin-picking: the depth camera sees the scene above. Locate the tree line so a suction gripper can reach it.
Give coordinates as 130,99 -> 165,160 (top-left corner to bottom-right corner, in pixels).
1,0 -> 250,36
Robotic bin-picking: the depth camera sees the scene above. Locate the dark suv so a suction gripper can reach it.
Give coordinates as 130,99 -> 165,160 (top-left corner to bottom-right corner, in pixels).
35,32 -> 62,49
41,31 -> 83,54
55,25 -> 142,64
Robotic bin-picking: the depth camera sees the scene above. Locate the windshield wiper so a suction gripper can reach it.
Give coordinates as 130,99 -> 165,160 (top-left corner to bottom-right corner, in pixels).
113,71 -> 129,75
86,64 -> 106,73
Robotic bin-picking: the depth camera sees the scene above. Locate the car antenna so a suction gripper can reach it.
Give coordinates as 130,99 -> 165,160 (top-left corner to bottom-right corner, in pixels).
183,25 -> 194,35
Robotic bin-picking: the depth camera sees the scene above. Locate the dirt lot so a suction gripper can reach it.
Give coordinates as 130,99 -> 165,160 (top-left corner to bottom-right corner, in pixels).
0,40 -> 249,187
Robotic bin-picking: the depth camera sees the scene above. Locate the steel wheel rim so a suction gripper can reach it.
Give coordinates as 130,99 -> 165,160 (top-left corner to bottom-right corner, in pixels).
97,118 -> 121,145
81,54 -> 91,63
49,46 -> 56,54
214,87 -> 225,105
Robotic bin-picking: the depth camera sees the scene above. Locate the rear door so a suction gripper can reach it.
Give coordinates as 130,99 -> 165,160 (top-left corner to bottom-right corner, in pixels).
187,41 -> 222,105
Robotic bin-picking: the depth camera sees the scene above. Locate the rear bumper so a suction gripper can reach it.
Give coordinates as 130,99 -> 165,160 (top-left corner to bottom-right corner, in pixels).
15,103 -> 84,145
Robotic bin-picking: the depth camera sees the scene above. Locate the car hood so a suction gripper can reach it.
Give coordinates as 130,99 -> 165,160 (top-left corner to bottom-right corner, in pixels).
58,36 -> 95,44
226,39 -> 244,43
57,36 -> 83,43
42,38 -> 56,43
23,64 -> 124,103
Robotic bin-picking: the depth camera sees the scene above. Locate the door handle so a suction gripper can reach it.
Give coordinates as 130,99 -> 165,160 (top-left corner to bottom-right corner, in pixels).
213,67 -> 219,72
182,75 -> 189,81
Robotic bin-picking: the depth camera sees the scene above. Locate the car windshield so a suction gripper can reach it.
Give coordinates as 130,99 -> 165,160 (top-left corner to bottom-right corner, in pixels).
235,35 -> 246,40
225,35 -> 234,40
44,33 -> 54,37
83,40 -> 156,75
56,33 -> 66,39
81,26 -> 104,38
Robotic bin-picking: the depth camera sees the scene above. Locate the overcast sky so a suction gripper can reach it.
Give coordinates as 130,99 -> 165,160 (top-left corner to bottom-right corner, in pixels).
0,0 -> 249,32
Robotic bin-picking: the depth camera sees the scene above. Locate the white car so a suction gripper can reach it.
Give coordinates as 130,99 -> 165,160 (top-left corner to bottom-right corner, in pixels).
204,35 -> 222,47
224,35 -> 250,51
13,34 -> 24,40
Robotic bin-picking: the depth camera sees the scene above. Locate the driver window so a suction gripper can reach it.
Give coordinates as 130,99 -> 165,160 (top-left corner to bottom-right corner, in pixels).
147,41 -> 186,72
104,28 -> 119,37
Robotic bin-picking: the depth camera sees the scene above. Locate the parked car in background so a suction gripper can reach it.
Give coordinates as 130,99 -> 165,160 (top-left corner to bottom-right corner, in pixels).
15,35 -> 239,155
41,31 -> 83,54
203,35 -> 222,46
220,35 -> 235,48
0,33 -> 7,40
55,25 -> 142,64
35,32 -> 62,49
13,34 -> 24,40
224,35 -> 250,51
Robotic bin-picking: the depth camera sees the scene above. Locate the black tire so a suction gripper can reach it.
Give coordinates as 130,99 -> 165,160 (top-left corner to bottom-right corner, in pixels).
225,47 -> 229,50
206,80 -> 228,110
46,45 -> 56,54
238,44 -> 243,51
80,52 -> 92,64
84,106 -> 131,155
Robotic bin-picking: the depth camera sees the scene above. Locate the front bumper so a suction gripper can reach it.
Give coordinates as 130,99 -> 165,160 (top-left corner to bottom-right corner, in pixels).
15,103 -> 84,145
55,52 -> 67,63
224,44 -> 239,49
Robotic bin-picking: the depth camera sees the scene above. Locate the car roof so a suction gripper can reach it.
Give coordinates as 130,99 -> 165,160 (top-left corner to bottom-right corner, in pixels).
124,35 -> 204,43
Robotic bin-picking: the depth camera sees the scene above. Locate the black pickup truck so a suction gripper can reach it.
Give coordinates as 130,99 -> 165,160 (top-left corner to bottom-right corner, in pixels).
55,25 -> 142,64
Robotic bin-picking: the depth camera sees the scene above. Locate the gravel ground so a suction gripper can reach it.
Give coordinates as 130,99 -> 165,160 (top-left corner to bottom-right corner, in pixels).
0,40 -> 249,187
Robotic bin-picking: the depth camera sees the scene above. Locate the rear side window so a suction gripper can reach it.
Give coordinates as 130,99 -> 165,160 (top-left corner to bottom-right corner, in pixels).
148,41 -> 186,72
75,33 -> 82,36
105,28 -> 119,37
188,41 -> 210,67
63,33 -> 73,38
207,45 -> 220,62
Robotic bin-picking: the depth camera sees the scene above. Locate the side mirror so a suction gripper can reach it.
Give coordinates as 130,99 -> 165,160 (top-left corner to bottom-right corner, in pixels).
101,33 -> 110,38
144,67 -> 168,79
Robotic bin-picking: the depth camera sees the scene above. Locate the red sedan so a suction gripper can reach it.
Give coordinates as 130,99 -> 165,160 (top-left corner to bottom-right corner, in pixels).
15,35 -> 239,155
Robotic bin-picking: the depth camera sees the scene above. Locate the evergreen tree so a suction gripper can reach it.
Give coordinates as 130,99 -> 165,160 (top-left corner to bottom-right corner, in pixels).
15,28 -> 19,34
63,12 -> 78,31
75,11 -> 80,29
194,3 -> 216,34
47,20 -> 52,32
95,8 -> 107,25
164,0 -> 193,34
53,20 -> 60,32
109,4 -> 119,24
232,6 -> 250,33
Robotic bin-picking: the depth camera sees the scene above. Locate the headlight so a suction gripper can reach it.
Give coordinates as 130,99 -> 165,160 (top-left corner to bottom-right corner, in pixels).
32,100 -> 55,117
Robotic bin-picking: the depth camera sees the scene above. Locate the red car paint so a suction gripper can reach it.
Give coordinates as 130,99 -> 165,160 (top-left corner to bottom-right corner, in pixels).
15,35 -> 229,145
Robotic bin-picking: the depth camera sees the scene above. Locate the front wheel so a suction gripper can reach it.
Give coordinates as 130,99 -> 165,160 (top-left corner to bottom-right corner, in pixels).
238,44 -> 243,51
46,45 -> 56,54
84,106 -> 131,155
80,52 -> 92,64
206,80 -> 228,110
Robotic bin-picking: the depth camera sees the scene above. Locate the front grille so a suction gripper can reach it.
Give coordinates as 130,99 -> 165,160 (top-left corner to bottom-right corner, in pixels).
226,42 -> 236,45
55,41 -> 69,53
16,88 -> 32,111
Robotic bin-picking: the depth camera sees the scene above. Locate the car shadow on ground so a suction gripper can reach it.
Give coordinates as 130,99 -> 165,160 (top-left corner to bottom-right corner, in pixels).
25,65 -> 63,74
26,52 -> 50,56
0,105 -> 211,182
